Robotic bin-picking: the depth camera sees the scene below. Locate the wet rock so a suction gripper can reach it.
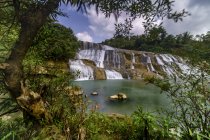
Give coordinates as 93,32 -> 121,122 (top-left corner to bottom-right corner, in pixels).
109,93 -> 127,100
94,68 -> 106,80
91,91 -> 98,96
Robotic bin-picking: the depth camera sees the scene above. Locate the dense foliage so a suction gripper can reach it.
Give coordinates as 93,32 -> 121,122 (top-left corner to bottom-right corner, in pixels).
0,24 -> 19,62
103,27 -> 210,64
31,22 -> 79,61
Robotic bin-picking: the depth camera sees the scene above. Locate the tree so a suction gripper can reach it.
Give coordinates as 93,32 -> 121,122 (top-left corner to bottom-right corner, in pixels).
203,31 -> 210,43
0,0 -> 189,123
145,25 -> 167,45
164,62 -> 209,139
31,22 -> 79,61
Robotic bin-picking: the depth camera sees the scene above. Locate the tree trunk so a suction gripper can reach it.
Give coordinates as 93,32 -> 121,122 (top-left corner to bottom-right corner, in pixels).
3,0 -> 61,120
4,25 -> 38,98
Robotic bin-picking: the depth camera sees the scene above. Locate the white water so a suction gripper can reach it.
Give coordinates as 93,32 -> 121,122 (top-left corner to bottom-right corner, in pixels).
160,54 -> 173,64
162,67 -> 175,77
102,45 -> 115,50
113,51 -> 121,69
105,70 -> 123,79
132,53 -> 135,63
69,42 -> 199,80
131,53 -> 135,69
69,60 -> 94,81
156,54 -> 194,77
159,54 -> 178,77
148,64 -> 156,72
142,54 -> 156,72
77,49 -> 106,68
155,55 -> 165,65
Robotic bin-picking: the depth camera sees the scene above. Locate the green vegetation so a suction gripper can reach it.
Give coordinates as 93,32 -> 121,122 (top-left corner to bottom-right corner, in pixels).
145,62 -> 210,139
0,24 -> 19,62
31,22 -> 79,61
103,27 -> 210,64
0,0 -> 209,140
23,22 -> 79,80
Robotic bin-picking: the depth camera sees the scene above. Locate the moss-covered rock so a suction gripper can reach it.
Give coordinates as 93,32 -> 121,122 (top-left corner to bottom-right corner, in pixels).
82,59 -> 96,67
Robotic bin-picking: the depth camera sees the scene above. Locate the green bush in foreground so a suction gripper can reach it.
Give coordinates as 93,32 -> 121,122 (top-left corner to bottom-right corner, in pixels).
0,109 -> 175,140
1,63 -> 209,140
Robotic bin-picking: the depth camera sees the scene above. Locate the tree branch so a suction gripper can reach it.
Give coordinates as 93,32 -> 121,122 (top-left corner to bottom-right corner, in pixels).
0,63 -> 9,70
0,107 -> 19,117
0,15 -> 16,50
12,0 -> 20,20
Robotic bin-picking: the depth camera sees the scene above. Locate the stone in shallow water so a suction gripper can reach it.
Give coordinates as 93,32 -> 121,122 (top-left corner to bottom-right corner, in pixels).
109,93 -> 127,100
91,91 -> 98,96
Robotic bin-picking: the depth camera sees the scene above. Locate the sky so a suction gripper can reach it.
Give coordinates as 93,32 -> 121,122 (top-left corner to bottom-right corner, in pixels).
58,0 -> 210,43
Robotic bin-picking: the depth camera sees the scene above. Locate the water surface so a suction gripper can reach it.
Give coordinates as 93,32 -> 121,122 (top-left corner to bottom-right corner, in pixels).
73,80 -> 170,115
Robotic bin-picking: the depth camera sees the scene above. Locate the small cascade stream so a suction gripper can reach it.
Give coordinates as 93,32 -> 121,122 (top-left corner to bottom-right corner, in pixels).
69,60 -> 94,81
105,70 -> 123,79
142,54 -> 156,72
131,53 -> 135,69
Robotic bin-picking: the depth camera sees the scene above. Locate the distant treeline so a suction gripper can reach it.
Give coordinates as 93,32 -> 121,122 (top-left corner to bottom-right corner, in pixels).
102,26 -> 210,64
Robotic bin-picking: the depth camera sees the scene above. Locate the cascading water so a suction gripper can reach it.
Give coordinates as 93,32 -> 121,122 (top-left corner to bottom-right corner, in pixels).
131,53 -> 135,69
77,49 -> 106,68
142,53 -> 156,72
155,54 -> 194,77
105,70 -> 123,79
69,41 -> 195,80
77,42 -> 107,68
156,54 -> 178,77
104,50 -> 122,69
155,55 -> 165,65
69,60 -> 94,81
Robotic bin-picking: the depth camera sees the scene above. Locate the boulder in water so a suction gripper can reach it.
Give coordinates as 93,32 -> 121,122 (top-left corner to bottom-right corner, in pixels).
91,91 -> 98,96
109,93 -> 127,100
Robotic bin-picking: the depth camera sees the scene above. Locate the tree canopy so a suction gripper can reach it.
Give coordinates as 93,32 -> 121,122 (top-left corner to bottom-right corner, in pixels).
31,22 -> 79,60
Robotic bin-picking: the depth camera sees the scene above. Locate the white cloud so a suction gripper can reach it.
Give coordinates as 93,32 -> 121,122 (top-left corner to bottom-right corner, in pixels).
76,32 -> 93,42
86,9 -> 116,39
79,1 -> 210,42
86,8 -> 145,40
131,18 -> 145,35
163,0 -> 210,35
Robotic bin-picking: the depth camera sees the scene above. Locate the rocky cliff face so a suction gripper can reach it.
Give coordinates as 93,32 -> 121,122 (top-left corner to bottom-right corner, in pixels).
69,42 -> 191,80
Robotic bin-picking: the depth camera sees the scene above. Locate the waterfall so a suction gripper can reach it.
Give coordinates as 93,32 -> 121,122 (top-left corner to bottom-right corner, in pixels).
156,54 -> 193,77
105,70 -> 123,79
77,49 -> 106,68
156,54 -> 178,77
77,42 -> 122,69
104,50 -> 122,69
69,60 -> 94,81
69,41 -> 197,80
131,53 -> 135,69
76,45 -> 105,68
176,62 -> 193,75
160,54 -> 174,64
142,53 -> 156,72
162,67 -> 175,77
155,55 -> 165,65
